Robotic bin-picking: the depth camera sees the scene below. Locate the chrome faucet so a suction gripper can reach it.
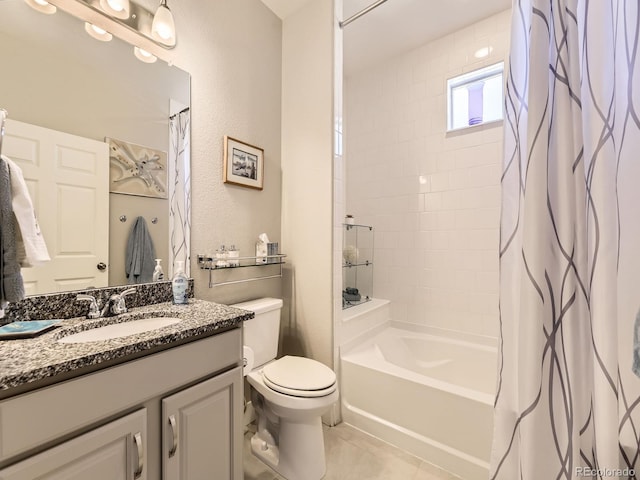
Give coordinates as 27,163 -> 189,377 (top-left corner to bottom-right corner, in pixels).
76,287 -> 137,319
76,294 -> 101,319
102,287 -> 137,317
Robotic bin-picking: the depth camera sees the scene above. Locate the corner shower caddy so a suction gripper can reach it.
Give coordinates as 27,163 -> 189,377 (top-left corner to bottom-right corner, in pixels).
342,223 -> 374,309
197,254 -> 286,288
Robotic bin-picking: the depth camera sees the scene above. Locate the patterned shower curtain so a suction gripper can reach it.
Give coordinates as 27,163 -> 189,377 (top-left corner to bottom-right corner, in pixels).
169,107 -> 191,278
491,1 -> 640,478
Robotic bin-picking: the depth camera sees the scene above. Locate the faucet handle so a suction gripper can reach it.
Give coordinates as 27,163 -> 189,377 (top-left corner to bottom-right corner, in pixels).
76,294 -> 101,319
120,287 -> 137,298
112,287 -> 137,315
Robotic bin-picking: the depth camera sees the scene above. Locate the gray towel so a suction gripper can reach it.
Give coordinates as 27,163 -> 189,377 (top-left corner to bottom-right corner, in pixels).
0,158 -> 25,307
125,216 -> 156,284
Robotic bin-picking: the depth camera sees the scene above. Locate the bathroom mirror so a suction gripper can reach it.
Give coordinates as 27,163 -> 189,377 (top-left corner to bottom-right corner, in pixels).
0,0 -> 190,295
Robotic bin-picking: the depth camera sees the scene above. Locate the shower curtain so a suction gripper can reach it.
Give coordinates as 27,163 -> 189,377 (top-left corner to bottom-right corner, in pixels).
169,107 -> 191,278
491,1 -> 640,478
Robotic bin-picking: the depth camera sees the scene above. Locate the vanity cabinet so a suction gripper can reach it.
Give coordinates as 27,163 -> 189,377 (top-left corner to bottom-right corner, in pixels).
0,328 -> 243,480
162,368 -> 242,480
0,409 -> 146,480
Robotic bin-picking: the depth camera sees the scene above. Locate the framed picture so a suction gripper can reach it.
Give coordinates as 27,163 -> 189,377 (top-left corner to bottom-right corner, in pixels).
223,136 -> 264,190
107,137 -> 168,198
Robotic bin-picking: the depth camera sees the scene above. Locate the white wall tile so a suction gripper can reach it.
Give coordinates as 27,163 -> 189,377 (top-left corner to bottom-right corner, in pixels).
344,9 -> 509,337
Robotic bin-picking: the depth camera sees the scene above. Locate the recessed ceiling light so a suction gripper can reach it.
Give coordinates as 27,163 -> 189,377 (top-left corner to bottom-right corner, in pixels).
474,46 -> 493,59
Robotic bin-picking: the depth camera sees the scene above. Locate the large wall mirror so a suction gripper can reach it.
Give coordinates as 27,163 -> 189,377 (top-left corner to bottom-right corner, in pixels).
0,0 -> 190,296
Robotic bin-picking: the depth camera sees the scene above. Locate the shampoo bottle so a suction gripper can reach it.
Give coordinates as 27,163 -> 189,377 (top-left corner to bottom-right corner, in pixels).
172,260 -> 188,304
153,259 -> 164,282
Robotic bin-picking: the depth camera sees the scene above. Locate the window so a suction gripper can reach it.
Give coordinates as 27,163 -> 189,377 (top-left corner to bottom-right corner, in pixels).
447,62 -> 504,131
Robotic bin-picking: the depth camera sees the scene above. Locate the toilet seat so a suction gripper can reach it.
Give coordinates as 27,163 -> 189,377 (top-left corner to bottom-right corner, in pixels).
261,356 -> 337,398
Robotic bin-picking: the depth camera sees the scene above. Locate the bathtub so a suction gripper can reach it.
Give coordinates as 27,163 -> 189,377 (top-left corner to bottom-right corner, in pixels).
340,303 -> 497,479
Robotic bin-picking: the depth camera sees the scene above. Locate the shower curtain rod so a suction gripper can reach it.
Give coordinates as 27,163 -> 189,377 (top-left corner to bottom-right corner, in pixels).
340,0 -> 390,28
169,107 -> 190,120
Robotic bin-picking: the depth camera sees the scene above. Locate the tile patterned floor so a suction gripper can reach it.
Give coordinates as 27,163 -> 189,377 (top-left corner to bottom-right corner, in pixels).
243,423 -> 461,480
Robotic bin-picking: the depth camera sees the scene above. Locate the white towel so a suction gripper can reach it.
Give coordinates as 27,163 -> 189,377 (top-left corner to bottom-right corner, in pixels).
2,155 -> 50,267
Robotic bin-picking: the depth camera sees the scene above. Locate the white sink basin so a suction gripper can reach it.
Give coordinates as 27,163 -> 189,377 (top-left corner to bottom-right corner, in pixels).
58,317 -> 182,344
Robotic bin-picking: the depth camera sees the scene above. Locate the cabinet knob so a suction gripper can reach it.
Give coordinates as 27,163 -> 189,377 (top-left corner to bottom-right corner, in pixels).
97,262 -> 107,271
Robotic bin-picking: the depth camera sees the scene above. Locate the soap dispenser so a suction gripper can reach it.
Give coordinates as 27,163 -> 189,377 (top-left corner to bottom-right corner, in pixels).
172,260 -> 189,304
153,259 -> 164,282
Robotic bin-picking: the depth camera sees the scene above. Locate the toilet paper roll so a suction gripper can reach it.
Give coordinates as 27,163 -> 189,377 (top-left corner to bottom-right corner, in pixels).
243,346 -> 255,376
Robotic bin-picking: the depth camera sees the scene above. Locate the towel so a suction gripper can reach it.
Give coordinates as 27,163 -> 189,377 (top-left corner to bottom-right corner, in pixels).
125,216 -> 156,284
633,307 -> 640,377
343,288 -> 361,302
0,157 -> 25,314
2,155 -> 50,267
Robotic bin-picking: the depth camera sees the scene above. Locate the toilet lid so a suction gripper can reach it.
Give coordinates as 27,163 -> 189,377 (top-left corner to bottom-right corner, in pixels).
262,356 -> 337,397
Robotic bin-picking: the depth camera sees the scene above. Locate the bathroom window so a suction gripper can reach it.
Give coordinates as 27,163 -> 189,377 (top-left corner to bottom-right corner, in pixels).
447,62 -> 504,131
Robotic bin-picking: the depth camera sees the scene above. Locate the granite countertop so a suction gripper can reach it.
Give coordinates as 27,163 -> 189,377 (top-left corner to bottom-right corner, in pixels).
0,299 -> 253,393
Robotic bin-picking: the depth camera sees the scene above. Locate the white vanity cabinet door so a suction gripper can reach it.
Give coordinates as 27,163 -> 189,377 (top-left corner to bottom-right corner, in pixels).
162,367 -> 243,480
0,409 -> 147,480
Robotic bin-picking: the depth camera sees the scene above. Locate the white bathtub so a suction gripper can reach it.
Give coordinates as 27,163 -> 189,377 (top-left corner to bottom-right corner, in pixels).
340,306 -> 497,480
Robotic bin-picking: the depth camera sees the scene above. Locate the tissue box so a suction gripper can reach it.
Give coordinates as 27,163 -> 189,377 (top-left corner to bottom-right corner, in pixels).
267,242 -> 279,263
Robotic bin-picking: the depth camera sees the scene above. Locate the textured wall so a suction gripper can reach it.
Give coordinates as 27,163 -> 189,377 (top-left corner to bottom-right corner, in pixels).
169,0 -> 284,305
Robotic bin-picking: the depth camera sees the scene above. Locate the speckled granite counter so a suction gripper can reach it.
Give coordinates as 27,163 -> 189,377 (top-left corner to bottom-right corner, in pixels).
0,299 -> 252,393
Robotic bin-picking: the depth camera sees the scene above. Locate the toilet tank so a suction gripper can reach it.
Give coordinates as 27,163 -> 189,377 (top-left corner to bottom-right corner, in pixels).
231,297 -> 283,369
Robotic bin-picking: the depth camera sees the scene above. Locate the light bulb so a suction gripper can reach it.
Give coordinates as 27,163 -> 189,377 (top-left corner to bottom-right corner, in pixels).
24,0 -> 56,14
151,1 -> 176,47
134,47 -> 157,64
84,23 -> 113,42
99,0 -> 130,19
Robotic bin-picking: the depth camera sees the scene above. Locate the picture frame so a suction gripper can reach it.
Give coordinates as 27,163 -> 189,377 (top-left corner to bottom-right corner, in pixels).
107,137 -> 168,198
223,136 -> 264,190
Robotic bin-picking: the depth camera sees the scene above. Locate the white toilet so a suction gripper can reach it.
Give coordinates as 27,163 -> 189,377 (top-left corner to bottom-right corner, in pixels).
232,297 -> 338,480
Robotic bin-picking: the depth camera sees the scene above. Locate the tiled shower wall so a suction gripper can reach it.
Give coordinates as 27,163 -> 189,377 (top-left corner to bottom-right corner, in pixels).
345,10 -> 510,338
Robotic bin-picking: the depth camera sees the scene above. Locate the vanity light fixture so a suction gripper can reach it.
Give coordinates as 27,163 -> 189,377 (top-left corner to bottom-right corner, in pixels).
24,0 -> 57,14
98,0 -> 130,20
134,46 -> 157,63
30,0 -> 177,64
151,0 -> 176,47
84,22 -> 113,41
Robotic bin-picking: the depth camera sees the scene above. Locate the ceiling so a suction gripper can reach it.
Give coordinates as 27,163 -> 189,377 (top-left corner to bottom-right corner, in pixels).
261,0 -> 511,76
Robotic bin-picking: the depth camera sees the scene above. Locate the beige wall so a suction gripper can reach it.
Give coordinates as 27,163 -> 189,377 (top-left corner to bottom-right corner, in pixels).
171,0 -> 337,368
280,0 -> 335,367
168,0 -> 284,305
